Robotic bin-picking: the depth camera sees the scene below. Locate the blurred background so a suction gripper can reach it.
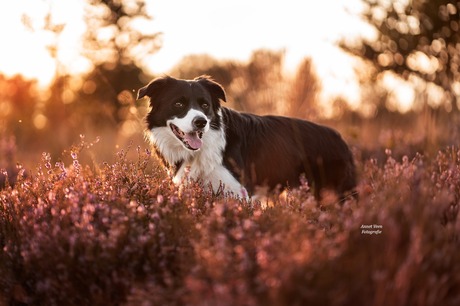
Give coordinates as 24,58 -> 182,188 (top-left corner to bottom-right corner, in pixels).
1,0 -> 460,174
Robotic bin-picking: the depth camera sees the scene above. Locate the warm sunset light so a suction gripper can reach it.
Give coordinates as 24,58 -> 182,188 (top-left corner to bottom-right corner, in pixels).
1,0 -> 457,114
0,0 -> 88,85
2,1 -> 460,304
1,0 -> 457,156
1,0 -> 373,103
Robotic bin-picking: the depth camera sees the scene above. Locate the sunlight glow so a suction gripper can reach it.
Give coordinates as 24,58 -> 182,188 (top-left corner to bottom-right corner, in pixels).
145,0 -> 373,106
381,72 -> 415,113
146,0 -> 373,73
0,0 -> 421,112
0,0 -> 87,86
407,51 -> 438,75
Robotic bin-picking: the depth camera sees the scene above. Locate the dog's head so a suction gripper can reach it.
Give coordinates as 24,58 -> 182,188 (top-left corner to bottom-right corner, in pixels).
137,75 -> 226,151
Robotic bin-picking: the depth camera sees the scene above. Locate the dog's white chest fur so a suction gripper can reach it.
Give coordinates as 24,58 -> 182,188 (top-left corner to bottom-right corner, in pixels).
148,125 -> 247,198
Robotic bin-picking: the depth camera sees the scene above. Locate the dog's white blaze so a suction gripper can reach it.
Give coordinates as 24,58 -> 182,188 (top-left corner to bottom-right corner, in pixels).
169,109 -> 209,134
148,109 -> 247,199
147,109 -> 208,164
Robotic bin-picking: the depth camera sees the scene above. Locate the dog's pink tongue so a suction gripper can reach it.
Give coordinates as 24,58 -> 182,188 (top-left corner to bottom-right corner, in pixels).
184,132 -> 202,150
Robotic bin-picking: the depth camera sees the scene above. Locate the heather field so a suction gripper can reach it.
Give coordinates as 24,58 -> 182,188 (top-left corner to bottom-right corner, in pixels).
1,136 -> 459,306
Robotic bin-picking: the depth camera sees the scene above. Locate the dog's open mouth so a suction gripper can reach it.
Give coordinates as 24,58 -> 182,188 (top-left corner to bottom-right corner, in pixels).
170,124 -> 204,150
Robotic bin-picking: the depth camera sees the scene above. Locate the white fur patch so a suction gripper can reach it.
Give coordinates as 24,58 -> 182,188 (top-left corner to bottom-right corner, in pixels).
169,109 -> 209,135
148,109 -> 248,199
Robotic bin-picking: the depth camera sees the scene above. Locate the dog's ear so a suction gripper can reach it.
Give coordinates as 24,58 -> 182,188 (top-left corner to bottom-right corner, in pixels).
195,75 -> 226,103
137,76 -> 172,101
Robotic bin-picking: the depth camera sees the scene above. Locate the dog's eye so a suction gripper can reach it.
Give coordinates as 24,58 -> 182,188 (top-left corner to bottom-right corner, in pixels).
201,103 -> 209,109
174,101 -> 185,108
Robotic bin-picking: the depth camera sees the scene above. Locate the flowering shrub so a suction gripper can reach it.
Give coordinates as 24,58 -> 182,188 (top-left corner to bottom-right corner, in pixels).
1,141 -> 459,305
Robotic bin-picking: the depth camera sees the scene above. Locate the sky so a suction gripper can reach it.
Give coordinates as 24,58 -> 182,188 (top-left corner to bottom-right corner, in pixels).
0,0 -> 378,107
147,0 -> 371,70
147,0 -> 375,105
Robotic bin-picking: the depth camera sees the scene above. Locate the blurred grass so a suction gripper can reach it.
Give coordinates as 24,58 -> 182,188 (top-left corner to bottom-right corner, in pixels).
1,136 -> 459,305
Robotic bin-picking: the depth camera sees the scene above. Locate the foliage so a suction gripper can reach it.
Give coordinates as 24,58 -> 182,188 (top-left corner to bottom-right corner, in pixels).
69,0 -> 160,129
4,0 -> 162,162
0,75 -> 38,140
1,139 -> 459,305
74,63 -> 147,127
169,50 -> 319,116
286,58 -> 321,119
0,48 -> 324,163
83,0 -> 161,67
341,0 -> 460,109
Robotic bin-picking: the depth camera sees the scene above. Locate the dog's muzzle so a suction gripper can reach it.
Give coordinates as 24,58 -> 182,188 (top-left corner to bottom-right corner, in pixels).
170,116 -> 207,150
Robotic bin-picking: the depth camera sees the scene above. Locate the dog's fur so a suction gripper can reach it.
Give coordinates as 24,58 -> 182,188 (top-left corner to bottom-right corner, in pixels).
138,75 -> 357,200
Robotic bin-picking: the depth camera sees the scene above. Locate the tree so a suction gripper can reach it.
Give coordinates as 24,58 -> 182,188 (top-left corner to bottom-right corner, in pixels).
241,49 -> 285,114
20,0 -> 161,128
169,54 -> 239,90
83,0 -> 161,67
167,50 -> 287,114
286,58 -> 321,119
341,0 -> 460,110
75,0 -> 161,127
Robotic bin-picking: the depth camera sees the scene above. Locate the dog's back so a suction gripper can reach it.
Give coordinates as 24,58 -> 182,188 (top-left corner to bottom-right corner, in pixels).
221,107 -> 357,199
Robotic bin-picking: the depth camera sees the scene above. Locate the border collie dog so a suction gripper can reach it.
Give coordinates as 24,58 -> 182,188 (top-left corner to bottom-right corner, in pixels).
138,75 -> 356,200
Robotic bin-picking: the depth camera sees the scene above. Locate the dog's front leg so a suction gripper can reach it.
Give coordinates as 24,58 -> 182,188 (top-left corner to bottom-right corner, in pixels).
206,165 -> 248,200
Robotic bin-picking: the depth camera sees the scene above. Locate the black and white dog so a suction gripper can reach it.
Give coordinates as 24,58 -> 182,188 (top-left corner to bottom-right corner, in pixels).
137,75 -> 356,200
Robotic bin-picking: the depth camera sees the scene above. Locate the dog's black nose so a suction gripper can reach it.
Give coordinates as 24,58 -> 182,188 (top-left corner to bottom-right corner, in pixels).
193,117 -> 207,129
